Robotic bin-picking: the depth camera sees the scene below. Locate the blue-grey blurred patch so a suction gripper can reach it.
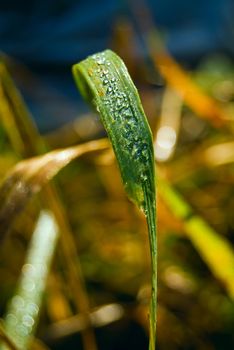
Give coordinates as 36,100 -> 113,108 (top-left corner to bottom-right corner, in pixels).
0,0 -> 233,132
148,0 -> 234,62
0,0 -> 121,132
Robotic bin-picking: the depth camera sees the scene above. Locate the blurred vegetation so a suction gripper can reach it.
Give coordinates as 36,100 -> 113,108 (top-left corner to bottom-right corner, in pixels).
1,9 -> 234,350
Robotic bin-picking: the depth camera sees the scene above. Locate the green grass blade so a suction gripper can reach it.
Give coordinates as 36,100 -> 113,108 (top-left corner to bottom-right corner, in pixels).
72,49 -> 157,349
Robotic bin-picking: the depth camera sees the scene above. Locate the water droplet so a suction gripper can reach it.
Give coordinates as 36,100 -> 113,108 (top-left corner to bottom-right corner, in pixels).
100,71 -> 109,79
22,315 -> 34,328
116,98 -> 122,107
140,173 -> 148,182
107,86 -> 113,95
6,313 -> 17,326
103,98 -> 110,106
12,295 -> 24,309
126,118 -> 136,129
123,108 -> 132,118
26,302 -> 39,316
16,324 -> 29,336
96,56 -> 106,65
22,264 -> 36,277
142,149 -> 148,157
23,279 -> 35,292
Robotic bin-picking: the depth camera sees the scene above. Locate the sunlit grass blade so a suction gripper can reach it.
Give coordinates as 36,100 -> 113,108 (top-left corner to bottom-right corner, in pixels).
45,302 -> 125,341
0,74 -> 25,155
152,52 -> 227,127
159,178 -> 234,298
0,210 -> 58,350
0,139 -> 109,240
0,62 -> 43,157
72,49 -> 157,350
128,0 -> 229,128
154,87 -> 182,162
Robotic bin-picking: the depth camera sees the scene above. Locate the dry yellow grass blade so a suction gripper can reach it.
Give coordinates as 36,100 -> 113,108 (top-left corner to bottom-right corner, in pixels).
0,62 -> 101,350
0,321 -> 19,350
129,0 -> 229,128
0,138 -> 109,240
159,178 -> 234,299
152,52 -> 226,127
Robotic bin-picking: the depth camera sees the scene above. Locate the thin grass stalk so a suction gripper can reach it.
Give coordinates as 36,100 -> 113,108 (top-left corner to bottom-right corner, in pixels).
0,76 -> 25,154
0,63 -> 43,156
